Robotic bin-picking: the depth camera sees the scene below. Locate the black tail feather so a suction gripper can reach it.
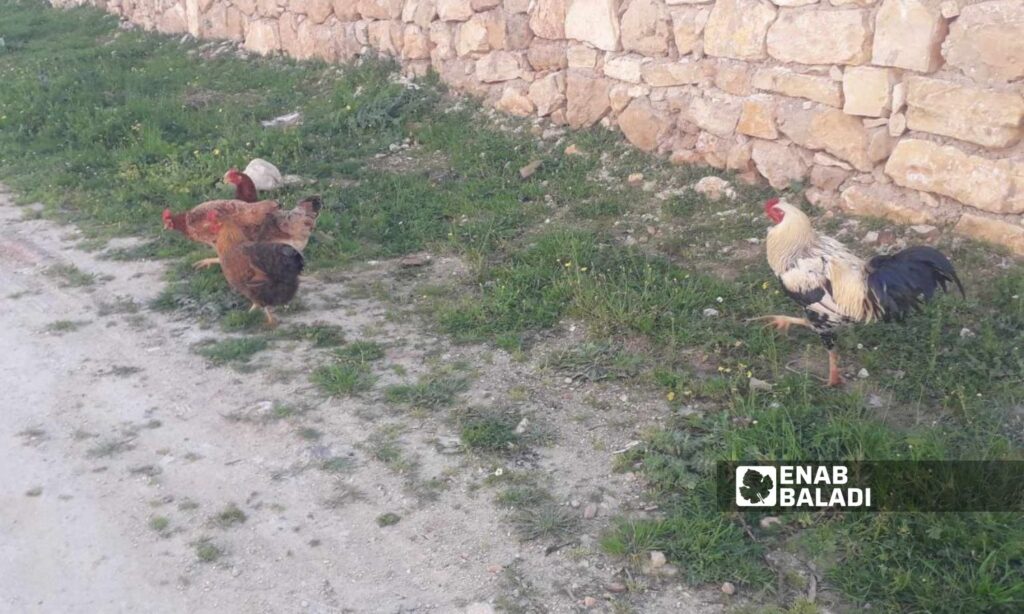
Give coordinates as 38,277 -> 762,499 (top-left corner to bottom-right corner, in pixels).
866,246 -> 963,321
298,195 -> 322,217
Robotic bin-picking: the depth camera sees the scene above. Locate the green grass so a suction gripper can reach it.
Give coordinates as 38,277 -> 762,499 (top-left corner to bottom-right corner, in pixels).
334,340 -> 385,362
277,322 -> 346,347
45,319 -> 86,333
311,361 -> 376,395
213,503 -> 247,528
194,538 -> 223,563
4,3 -> 1024,611
148,516 -> 170,534
376,512 -> 401,527
194,337 -> 268,365
511,503 -> 579,543
310,339 -> 385,395
459,411 -> 520,453
46,264 -> 96,287
385,374 -> 470,411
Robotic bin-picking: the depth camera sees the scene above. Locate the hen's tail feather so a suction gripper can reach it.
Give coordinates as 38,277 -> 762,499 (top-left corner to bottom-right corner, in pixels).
297,195 -> 322,219
866,246 -> 963,321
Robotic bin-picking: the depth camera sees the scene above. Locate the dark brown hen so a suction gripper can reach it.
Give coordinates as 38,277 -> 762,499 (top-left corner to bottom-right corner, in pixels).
208,211 -> 304,326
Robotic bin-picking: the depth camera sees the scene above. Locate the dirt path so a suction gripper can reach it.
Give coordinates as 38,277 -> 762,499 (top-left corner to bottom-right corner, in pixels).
0,186 -> 722,614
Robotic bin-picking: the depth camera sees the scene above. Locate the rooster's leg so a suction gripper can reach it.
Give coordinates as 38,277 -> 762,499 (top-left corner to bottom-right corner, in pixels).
263,307 -> 278,328
248,303 -> 259,312
827,350 -> 845,387
819,331 -> 845,387
192,257 -> 220,270
747,315 -> 811,335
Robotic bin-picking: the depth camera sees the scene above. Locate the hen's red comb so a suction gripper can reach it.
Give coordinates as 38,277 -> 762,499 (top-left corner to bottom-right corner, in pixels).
162,208 -> 172,221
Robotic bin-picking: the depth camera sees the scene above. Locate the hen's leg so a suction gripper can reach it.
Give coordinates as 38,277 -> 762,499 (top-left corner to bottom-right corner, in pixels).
827,350 -> 844,387
192,257 -> 220,270
248,303 -> 259,312
263,307 -> 278,327
820,331 -> 844,387
747,315 -> 811,335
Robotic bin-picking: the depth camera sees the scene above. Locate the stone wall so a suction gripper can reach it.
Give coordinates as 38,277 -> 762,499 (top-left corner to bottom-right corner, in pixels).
51,0 -> 1024,254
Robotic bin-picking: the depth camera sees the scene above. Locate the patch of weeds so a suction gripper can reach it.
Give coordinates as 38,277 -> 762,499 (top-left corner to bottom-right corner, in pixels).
335,340 -> 386,362
86,438 -> 134,459
322,483 -> 366,509
220,309 -> 266,332
277,322 -> 347,347
194,337 -> 268,365
385,374 -> 470,411
96,296 -> 140,316
363,426 -> 416,474
296,427 -> 323,441
458,410 -> 520,453
376,512 -> 401,527
149,516 -> 170,534
271,402 -> 306,420
544,341 -> 644,382
511,503 -> 579,542
128,464 -> 162,477
151,264 -> 246,318
496,483 -> 554,510
320,456 -> 356,473
312,362 -> 376,396
311,339 -> 384,396
98,365 -> 142,377
194,538 -> 223,563
213,503 -> 247,528
46,264 -> 95,288
45,319 -> 86,334
494,562 -> 544,614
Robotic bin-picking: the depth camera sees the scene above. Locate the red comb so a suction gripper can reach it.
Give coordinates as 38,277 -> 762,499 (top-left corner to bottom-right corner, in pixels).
764,197 -> 780,208
206,210 -> 218,222
162,208 -> 172,221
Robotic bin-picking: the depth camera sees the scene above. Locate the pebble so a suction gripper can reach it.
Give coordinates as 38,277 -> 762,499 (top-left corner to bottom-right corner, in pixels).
867,394 -> 884,408
583,503 -> 598,519
519,160 -> 543,179
692,176 -> 735,201
514,417 -> 530,434
862,231 -> 879,245
858,368 -> 870,379
564,377 -> 573,384
759,516 -> 781,529
564,144 -> 583,156
749,377 -> 773,392
582,596 -> 598,608
721,582 -> 736,595
627,172 -> 644,185
650,551 -> 667,568
702,308 -> 720,317
606,582 -> 627,593
959,327 -> 975,338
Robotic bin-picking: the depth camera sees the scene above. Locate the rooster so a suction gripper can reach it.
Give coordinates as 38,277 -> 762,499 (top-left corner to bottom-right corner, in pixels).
206,210 -> 304,327
162,195 -> 322,269
754,198 -> 963,386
